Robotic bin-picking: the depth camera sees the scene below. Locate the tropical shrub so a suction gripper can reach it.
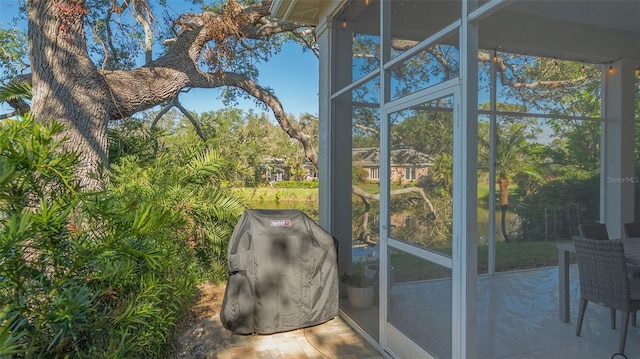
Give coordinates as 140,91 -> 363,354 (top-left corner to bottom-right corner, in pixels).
109,144 -> 245,278
513,173 -> 599,241
0,118 -> 226,357
107,116 -> 168,165
108,116 -> 246,277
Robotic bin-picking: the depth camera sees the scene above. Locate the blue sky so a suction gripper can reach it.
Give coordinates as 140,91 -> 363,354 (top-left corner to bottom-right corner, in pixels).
0,0 -> 319,118
178,43 -> 319,117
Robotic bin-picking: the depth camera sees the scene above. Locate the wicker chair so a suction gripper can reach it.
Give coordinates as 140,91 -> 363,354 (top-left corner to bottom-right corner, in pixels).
578,223 -> 609,240
623,223 -> 640,281
574,237 -> 640,355
623,222 -> 640,238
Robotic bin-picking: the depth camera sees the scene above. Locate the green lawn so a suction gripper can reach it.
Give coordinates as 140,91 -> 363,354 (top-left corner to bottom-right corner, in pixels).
358,240 -> 564,283
351,182 -> 405,194
237,183 -> 492,202
477,183 -> 519,208
232,187 -> 318,203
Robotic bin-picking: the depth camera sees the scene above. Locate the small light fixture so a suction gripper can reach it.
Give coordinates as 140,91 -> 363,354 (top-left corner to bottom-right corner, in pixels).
342,20 -> 347,28
609,63 -> 613,73
493,51 -> 497,63
365,0 -> 370,5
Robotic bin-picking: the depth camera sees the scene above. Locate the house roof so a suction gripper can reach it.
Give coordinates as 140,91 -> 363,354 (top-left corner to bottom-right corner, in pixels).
270,0 -> 341,25
352,147 -> 434,168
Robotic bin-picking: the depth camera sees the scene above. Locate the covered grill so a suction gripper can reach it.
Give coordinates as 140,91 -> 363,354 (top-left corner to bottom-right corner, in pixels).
220,209 -> 339,334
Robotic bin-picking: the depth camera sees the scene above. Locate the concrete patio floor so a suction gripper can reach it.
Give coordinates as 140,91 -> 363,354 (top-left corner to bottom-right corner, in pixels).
175,311 -> 386,359
343,265 -> 640,358
177,265 -> 639,359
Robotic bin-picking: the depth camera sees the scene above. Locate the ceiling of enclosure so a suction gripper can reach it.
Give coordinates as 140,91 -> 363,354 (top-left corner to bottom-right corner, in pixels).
479,0 -> 640,64
271,0 -> 640,64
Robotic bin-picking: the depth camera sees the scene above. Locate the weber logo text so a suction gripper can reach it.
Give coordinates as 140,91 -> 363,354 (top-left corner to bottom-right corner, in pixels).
270,220 -> 292,227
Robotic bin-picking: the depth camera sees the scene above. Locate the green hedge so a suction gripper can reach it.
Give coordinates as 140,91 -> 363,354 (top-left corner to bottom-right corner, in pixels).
273,180 -> 319,189
513,173 -> 599,242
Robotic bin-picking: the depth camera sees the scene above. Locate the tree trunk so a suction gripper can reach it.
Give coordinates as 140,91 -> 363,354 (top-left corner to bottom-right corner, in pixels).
27,0 -> 112,189
498,175 -> 510,242
356,192 -> 372,245
23,0 -> 316,191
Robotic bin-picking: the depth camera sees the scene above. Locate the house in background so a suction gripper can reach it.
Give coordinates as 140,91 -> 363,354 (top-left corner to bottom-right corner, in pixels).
260,156 -> 289,182
302,159 -> 318,181
353,147 -> 433,183
261,157 -> 319,182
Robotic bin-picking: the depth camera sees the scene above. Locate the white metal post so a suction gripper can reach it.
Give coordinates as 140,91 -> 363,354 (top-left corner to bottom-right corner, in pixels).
600,59 -> 636,238
379,0 -> 391,349
488,49 -> 497,275
317,17 -> 354,278
454,1 -> 479,358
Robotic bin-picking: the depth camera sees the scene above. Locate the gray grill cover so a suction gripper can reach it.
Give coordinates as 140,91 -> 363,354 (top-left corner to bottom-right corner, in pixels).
220,209 -> 339,334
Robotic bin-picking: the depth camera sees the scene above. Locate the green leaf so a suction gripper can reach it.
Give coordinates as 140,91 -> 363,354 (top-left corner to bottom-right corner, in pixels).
0,81 -> 31,102
0,306 -> 28,356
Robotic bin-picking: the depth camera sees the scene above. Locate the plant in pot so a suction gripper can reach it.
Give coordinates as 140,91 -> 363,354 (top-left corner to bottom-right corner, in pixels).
341,268 -> 375,309
364,263 -> 396,291
364,263 -> 396,304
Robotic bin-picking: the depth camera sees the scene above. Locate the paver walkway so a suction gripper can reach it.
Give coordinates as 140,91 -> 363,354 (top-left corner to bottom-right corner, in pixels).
176,314 -> 386,359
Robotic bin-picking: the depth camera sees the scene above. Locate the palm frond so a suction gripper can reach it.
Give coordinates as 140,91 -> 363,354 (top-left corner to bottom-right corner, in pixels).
0,81 -> 32,102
